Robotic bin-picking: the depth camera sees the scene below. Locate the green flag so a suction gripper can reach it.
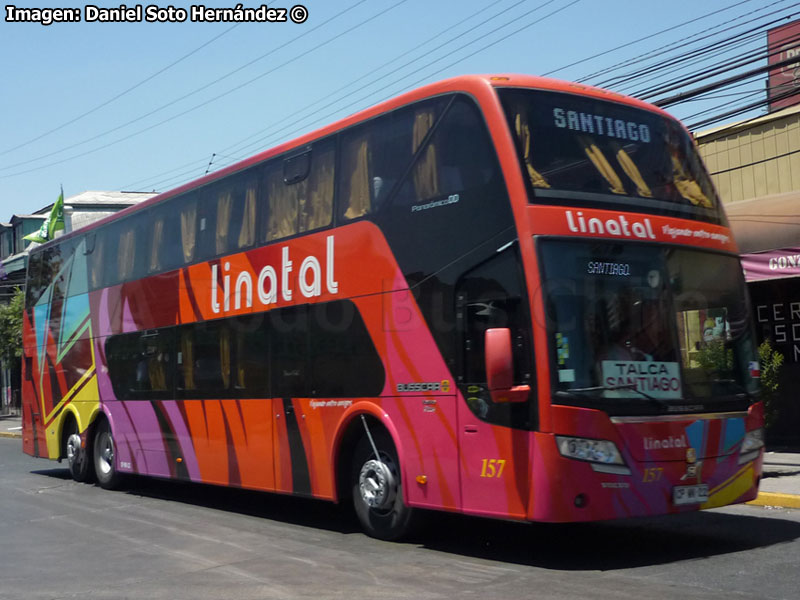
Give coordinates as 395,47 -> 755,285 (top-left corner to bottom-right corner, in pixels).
24,187 -> 65,244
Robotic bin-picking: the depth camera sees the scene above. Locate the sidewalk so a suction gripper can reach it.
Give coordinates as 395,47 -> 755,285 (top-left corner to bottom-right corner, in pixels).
1,413 -> 799,509
0,414 -> 22,440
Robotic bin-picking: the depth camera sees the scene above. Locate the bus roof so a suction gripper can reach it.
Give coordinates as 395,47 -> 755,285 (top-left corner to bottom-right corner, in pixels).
41,74 -> 673,249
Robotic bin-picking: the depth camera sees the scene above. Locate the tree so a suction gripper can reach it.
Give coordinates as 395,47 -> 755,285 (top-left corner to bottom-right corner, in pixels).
0,288 -> 24,363
758,339 -> 784,430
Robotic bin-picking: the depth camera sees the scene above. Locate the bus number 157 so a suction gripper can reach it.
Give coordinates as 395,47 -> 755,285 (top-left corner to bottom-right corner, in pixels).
480,459 -> 507,478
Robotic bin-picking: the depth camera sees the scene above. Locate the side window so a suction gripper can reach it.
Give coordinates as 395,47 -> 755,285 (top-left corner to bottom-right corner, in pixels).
456,248 -> 534,427
25,250 -> 44,308
177,321 -> 230,397
46,247 -> 69,344
177,193 -> 200,265
117,215 -> 147,282
228,170 -> 260,252
148,205 -> 175,274
339,102 -> 437,221
101,224 -> 121,287
87,231 -> 103,290
308,300 -> 385,397
270,306 -> 309,397
232,315 -> 269,396
263,140 -> 334,243
105,329 -> 175,400
398,96 -> 500,206
197,169 -> 261,260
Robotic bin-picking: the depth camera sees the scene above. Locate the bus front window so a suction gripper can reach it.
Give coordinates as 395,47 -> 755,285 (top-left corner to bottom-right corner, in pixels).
498,88 -> 723,224
540,240 -> 758,414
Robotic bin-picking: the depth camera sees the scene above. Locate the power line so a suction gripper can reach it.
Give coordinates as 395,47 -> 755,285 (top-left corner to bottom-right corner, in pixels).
600,9 -> 796,94
0,23 -> 241,157
0,0 -> 408,180
584,0 -> 796,86
0,0 -> 373,174
126,0 -> 519,191
215,0 -> 581,171
214,0 -> 526,164
137,0 -> 574,191
544,0 -> 763,78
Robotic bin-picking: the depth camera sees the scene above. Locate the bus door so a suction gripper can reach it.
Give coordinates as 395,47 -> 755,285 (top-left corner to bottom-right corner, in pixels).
455,252 -> 534,519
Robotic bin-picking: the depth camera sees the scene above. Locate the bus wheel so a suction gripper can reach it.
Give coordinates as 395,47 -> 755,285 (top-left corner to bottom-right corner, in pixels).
93,420 -> 121,490
351,429 -> 416,541
64,421 -> 92,483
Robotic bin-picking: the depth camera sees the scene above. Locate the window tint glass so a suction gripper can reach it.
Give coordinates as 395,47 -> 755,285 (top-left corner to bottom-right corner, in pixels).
177,320 -> 230,397
117,214 -> 148,282
25,250 -> 44,308
308,301 -> 385,397
270,306 -> 309,397
178,193 -> 199,265
105,329 -> 175,399
456,248 -> 534,428
233,315 -> 269,395
104,302 -> 384,399
147,205 -> 182,274
263,140 -> 335,243
396,97 -> 499,207
339,101 -> 440,221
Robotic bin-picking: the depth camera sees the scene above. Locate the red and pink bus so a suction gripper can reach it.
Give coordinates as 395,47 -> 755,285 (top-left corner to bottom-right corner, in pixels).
22,74 -> 764,540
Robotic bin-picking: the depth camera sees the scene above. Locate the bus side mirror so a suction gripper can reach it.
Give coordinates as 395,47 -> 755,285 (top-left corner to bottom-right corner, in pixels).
485,328 -> 530,404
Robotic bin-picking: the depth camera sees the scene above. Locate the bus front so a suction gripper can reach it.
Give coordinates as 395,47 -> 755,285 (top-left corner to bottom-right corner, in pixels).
498,85 -> 764,521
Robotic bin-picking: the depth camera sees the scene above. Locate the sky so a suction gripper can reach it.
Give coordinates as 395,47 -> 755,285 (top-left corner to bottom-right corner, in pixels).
0,0 -> 792,217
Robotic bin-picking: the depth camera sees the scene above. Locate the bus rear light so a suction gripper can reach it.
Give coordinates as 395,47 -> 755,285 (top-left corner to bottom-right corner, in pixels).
556,436 -> 630,474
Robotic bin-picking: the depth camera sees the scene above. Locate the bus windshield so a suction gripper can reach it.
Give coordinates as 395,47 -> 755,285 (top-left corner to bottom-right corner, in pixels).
539,240 -> 759,413
499,89 -> 722,224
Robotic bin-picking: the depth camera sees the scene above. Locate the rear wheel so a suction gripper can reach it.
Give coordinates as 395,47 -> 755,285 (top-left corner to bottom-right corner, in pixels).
93,420 -> 121,490
351,429 -> 416,541
64,420 -> 93,483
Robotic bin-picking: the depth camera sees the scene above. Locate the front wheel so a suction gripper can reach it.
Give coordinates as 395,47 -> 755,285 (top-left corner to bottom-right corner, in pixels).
93,420 -> 122,490
351,430 -> 417,541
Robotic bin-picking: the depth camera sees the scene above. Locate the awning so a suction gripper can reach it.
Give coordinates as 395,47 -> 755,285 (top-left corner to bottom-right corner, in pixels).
740,247 -> 800,282
724,191 -> 800,282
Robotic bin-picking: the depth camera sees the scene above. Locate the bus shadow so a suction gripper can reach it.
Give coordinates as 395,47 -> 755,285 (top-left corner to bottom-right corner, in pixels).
82,470 -> 362,535
31,467 -> 800,569
415,508 -> 800,570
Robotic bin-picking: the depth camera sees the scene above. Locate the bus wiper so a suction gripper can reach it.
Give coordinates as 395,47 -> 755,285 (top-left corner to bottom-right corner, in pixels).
559,384 -> 669,409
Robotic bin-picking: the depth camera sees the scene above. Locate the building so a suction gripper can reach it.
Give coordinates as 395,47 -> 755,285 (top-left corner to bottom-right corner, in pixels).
696,104 -> 800,445
0,190 -> 155,414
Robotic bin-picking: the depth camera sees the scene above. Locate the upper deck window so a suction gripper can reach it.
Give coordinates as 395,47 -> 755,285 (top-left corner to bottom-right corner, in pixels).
499,89 -> 724,225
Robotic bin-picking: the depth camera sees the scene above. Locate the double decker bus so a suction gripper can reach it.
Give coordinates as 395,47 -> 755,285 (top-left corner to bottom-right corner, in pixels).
22,75 -> 764,540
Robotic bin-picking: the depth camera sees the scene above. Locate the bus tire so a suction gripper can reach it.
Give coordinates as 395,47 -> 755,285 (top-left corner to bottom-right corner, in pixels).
351,429 -> 416,541
93,419 -> 122,490
64,419 -> 93,483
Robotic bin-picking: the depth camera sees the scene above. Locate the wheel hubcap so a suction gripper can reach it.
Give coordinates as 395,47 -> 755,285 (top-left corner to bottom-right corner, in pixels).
98,432 -> 114,475
66,433 -> 82,465
359,457 -> 397,511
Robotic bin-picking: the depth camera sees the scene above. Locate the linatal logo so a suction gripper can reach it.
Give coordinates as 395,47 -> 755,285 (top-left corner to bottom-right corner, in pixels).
565,210 -> 656,240
210,235 -> 338,314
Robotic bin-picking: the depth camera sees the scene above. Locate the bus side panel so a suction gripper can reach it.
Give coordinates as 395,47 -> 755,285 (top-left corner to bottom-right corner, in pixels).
22,289 -> 98,460
354,291 -> 462,511
21,308 -> 44,457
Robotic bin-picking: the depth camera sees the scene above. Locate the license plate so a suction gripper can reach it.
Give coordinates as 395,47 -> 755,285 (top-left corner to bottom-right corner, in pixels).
673,484 -> 709,505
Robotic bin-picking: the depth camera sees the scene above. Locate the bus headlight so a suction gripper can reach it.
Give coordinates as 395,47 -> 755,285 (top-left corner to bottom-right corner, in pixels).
556,436 -> 630,475
738,428 -> 764,464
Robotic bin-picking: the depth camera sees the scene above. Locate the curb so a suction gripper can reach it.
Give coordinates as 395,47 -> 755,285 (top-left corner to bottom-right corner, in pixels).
0,431 -> 21,439
747,492 -> 800,509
